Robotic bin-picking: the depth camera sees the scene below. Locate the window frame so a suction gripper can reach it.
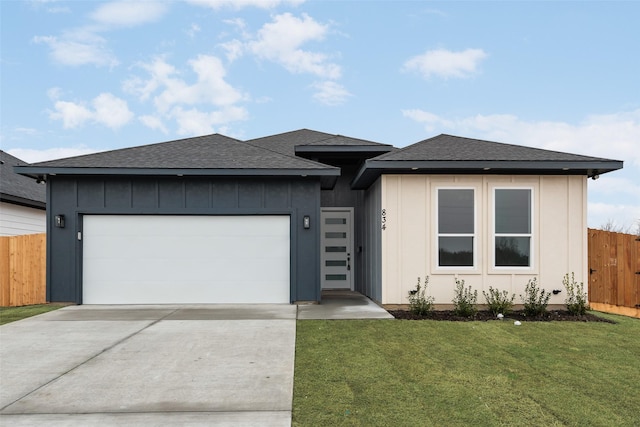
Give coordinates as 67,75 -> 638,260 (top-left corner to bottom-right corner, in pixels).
435,186 -> 477,270
492,186 -> 534,270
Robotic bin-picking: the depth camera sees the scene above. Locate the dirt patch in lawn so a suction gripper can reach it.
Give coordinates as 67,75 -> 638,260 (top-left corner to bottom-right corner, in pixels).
389,310 -> 616,323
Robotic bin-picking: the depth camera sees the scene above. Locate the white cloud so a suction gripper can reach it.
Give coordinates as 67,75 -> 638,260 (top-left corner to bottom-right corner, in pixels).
49,100 -> 94,128
220,39 -> 245,62
33,31 -> 118,68
8,146 -> 102,163
49,93 -> 134,129
90,1 -> 168,27
126,55 -> 244,113
186,23 -> 201,38
186,0 -> 304,10
403,48 -> 487,79
47,87 -> 63,100
249,13 -> 340,79
139,115 -> 168,134
312,81 -> 351,106
92,93 -> 135,128
588,202 -> 640,232
169,106 -> 248,136
124,55 -> 247,134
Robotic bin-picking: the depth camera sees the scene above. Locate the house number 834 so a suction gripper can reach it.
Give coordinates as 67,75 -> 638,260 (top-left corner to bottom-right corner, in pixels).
381,209 -> 387,231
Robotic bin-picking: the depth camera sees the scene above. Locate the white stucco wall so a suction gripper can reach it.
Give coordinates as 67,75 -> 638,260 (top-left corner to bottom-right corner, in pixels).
380,174 -> 587,305
0,202 -> 46,236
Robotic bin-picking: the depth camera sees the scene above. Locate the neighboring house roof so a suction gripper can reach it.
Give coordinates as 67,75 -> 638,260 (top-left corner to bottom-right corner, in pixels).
247,129 -> 394,159
0,150 -> 46,209
352,134 -> 623,189
16,134 -> 340,183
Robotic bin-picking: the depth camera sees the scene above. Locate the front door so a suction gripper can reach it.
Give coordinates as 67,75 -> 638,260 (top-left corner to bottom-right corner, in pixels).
321,208 -> 354,290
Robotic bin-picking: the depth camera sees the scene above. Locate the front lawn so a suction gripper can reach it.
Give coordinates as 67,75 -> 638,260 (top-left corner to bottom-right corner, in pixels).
293,313 -> 639,426
0,303 -> 67,325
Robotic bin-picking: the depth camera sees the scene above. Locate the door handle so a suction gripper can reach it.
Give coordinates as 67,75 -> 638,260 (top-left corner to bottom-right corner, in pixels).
347,253 -> 351,271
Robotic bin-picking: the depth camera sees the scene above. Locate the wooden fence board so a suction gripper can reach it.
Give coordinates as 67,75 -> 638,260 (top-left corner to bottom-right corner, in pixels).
588,229 -> 640,318
0,233 -> 46,307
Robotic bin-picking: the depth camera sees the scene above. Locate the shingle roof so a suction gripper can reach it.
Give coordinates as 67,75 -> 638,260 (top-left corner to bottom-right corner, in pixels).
0,150 -> 46,208
247,129 -> 392,156
28,134 -> 335,171
375,134 -> 614,162
352,134 -> 623,189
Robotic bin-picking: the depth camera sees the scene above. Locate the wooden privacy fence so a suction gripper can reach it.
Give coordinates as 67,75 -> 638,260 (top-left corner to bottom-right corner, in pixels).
588,229 -> 640,318
0,233 -> 46,307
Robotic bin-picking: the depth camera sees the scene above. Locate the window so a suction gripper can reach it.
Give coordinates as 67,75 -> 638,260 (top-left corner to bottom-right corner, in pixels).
437,188 -> 475,267
494,188 -> 532,267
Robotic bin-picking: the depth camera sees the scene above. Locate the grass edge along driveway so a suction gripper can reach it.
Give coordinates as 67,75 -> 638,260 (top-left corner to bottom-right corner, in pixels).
293,312 -> 639,427
0,304 -> 67,325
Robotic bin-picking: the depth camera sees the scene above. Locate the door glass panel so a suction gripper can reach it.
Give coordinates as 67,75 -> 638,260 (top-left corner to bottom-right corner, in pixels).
325,246 -> 346,252
326,274 -> 347,280
325,218 -> 346,225
325,232 -> 347,238
326,260 -> 347,267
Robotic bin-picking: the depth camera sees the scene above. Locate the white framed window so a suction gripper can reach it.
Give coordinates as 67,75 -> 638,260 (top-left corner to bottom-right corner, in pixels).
437,188 -> 475,268
493,188 -> 533,268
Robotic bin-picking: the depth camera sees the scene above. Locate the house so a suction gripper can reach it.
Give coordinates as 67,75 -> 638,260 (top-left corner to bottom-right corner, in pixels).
1,150 -> 46,236
15,130 -> 622,306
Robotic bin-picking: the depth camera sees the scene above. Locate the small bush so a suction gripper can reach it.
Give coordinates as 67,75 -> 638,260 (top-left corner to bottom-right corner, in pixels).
520,277 -> 550,317
408,276 -> 435,315
563,272 -> 589,315
483,287 -> 515,315
452,278 -> 477,317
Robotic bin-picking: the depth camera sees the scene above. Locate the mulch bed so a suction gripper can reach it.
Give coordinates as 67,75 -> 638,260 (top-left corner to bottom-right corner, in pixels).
389,310 -> 616,323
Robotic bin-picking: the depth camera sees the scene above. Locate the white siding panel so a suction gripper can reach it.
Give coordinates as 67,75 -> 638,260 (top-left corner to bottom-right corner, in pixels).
380,175 -> 588,305
82,215 -> 290,304
0,202 -> 46,236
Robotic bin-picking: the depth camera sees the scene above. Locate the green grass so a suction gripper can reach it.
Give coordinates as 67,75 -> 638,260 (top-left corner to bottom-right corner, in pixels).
0,303 -> 67,325
293,313 -> 640,426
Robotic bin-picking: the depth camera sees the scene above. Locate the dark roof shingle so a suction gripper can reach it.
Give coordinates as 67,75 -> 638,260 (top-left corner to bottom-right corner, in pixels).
29,134 -> 335,170
376,134 -> 615,162
0,150 -> 46,207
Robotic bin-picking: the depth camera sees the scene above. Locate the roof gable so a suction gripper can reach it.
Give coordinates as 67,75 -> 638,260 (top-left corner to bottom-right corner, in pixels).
0,150 -> 46,208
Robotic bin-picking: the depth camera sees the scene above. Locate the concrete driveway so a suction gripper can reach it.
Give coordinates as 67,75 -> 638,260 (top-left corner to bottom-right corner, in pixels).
0,305 -> 297,426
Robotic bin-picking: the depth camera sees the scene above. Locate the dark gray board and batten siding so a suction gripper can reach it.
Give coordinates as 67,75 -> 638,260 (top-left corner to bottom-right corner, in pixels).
47,175 -> 321,304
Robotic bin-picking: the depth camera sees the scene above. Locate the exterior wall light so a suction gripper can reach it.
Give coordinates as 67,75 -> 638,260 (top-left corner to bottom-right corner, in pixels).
303,215 -> 310,229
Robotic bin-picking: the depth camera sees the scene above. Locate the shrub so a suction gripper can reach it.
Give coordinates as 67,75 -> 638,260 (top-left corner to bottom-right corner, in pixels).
483,287 -> 515,315
563,272 -> 589,315
520,277 -> 550,317
452,278 -> 477,317
408,276 -> 435,315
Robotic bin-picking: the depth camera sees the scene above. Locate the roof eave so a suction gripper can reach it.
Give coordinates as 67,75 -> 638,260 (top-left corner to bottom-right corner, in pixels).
351,160 -> 624,190
15,166 -> 341,179
0,193 -> 46,209
295,145 -> 393,154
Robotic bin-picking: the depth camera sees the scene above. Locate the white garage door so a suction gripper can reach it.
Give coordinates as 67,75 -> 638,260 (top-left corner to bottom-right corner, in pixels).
82,215 -> 290,304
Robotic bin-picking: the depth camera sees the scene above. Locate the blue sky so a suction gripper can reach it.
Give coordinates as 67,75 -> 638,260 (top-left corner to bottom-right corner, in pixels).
1,0 -> 639,230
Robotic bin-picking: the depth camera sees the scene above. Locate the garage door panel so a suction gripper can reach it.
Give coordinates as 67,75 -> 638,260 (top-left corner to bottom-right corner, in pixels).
82,215 -> 290,304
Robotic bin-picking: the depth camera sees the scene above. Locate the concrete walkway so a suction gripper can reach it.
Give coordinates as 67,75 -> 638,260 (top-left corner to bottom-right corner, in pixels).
0,293 -> 391,426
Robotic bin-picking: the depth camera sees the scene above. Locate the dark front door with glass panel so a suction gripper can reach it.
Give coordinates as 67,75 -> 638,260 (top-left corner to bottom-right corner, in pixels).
320,209 -> 354,290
